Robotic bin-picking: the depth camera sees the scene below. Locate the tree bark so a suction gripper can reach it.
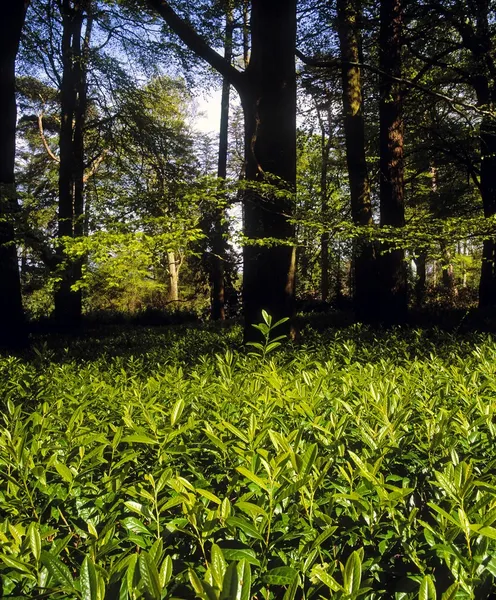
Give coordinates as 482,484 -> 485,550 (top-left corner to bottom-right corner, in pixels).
211,2 -> 233,321
240,0 -> 297,339
55,0 -> 91,325
0,0 -> 29,350
336,0 -> 378,322
147,0 -> 297,341
377,0 -> 407,324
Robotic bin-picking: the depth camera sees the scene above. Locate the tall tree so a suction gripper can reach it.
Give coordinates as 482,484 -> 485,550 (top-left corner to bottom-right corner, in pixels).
54,0 -> 93,324
336,0 -> 378,322
211,0 -> 233,321
0,0 -> 29,350
145,0 -> 297,340
377,0 -> 407,323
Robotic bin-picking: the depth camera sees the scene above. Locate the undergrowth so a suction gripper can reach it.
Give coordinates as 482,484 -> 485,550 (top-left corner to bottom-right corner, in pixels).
0,322 -> 495,599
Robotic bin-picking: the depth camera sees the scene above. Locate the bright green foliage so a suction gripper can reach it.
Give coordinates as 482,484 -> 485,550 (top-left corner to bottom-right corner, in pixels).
0,324 -> 495,598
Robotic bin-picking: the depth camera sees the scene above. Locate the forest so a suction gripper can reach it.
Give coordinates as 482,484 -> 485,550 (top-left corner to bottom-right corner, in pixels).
0,0 -> 496,598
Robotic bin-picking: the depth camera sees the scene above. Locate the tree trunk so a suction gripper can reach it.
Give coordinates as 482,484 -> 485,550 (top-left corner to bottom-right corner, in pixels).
478,113 -> 496,307
240,0 -> 297,340
317,109 -> 332,303
0,0 -> 29,350
211,3 -> 233,321
336,0 -> 378,323
167,251 -> 179,303
55,0 -> 91,325
377,0 -> 407,324
146,0 -> 297,341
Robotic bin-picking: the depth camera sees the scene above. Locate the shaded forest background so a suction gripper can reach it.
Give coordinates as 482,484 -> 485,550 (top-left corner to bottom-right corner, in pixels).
1,0 -> 496,349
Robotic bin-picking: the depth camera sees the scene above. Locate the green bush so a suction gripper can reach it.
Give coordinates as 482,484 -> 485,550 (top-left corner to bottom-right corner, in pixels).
0,324 -> 495,598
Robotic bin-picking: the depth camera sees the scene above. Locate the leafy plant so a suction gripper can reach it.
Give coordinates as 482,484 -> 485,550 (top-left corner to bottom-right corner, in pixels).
246,309 -> 289,359
0,324 -> 495,598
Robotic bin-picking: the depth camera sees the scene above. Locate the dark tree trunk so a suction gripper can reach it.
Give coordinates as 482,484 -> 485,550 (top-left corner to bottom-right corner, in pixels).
55,0 -> 90,325
377,0 -> 407,324
240,0 -> 297,339
317,109 -> 332,303
211,3 -> 233,321
336,0 -> 378,323
0,0 -> 29,350
478,113 -> 496,307
146,0 -> 297,341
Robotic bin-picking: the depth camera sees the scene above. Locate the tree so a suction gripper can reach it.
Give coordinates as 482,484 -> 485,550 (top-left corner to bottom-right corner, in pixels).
53,0 -> 94,324
211,0 -> 233,320
145,0 -> 297,340
377,0 -> 408,323
336,0 -> 378,322
0,0 -> 29,350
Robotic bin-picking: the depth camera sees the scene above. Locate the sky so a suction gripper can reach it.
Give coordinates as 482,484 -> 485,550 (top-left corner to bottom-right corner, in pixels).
193,88 -> 222,134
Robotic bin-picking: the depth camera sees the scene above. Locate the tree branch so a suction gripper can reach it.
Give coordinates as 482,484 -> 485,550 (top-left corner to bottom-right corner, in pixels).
37,112 -> 60,163
144,0 -> 245,91
296,49 -> 494,118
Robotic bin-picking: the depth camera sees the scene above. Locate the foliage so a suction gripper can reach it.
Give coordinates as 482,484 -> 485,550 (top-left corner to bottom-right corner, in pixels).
0,324 -> 495,598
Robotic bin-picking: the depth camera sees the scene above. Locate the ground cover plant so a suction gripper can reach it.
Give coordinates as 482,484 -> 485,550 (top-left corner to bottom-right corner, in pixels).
0,319 -> 496,599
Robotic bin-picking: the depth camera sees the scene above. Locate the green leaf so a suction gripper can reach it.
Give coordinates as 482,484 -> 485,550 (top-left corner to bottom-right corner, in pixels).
126,554 -> 139,596
238,560 -> 251,600
264,566 -> 298,586
171,398 -> 185,427
235,501 -> 268,520
28,523 -> 41,562
139,552 -> 162,600
343,550 -> 362,596
310,526 -> 338,551
419,575 -> 437,600
80,556 -> 99,600
55,461 -> 74,483
159,555 -> 172,589
41,551 -> 74,589
197,488 -> 222,505
220,561 -> 238,600
122,517 -> 152,536
300,444 -> 318,476
121,434 -> 158,445
210,544 -> 227,589
0,554 -> 35,576
283,572 -> 300,600
236,466 -> 270,492
311,565 -> 342,592
189,570 -> 217,600
226,517 -> 264,541
221,548 -> 260,567
441,583 -> 459,600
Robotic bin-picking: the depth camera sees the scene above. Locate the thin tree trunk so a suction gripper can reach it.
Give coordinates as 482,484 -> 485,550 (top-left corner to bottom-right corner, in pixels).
240,0 -> 297,340
167,251 -> 179,303
0,0 -> 29,350
317,108 -> 332,303
377,0 -> 407,324
336,0 -> 377,322
211,2 -> 233,321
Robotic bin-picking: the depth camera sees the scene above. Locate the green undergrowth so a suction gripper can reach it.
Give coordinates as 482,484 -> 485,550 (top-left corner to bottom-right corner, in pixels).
0,323 -> 496,599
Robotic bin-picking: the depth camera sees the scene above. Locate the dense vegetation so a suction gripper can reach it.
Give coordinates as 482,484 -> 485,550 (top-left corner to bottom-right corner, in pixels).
1,320 -> 496,598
